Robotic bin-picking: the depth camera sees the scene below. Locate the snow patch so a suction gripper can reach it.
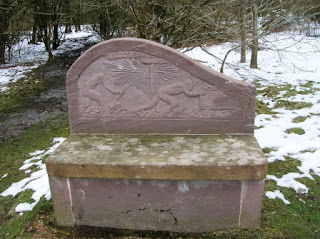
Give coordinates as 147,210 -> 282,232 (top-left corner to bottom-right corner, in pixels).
265,190 -> 290,204
0,138 -> 65,213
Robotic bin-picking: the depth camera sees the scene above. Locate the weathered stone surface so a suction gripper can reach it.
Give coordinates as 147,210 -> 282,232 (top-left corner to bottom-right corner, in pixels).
46,134 -> 267,180
48,176 -> 74,226
69,178 -> 241,232
48,177 -> 267,231
239,180 -> 265,229
66,38 -> 255,134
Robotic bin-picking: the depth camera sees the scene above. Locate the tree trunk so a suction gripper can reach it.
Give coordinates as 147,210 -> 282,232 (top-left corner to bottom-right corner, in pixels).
31,6 -> 39,44
31,26 -> 37,44
64,0 -> 72,33
75,0 -> 81,32
240,3 -> 246,63
65,25 -> 72,33
44,28 -> 53,60
75,24 -> 81,32
47,27 -> 53,60
53,23 -> 59,50
37,28 -> 43,42
250,0 -> 258,69
99,18 -> 107,38
0,35 -> 5,64
0,0 -> 9,64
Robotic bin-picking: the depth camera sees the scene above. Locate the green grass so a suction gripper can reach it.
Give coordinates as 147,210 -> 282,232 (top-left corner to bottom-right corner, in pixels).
255,82 -> 318,112
0,74 -> 46,115
267,156 -> 301,177
292,116 -> 309,123
285,127 -> 306,135
0,113 -> 69,238
262,148 -> 277,154
274,100 -> 313,110
256,82 -> 319,100
256,99 -> 276,115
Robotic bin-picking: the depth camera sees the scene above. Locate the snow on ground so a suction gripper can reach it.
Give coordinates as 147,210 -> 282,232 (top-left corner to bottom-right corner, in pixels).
185,31 -> 320,204
0,138 -> 65,214
0,25 -> 100,91
265,190 -> 291,204
0,64 -> 40,91
1,28 -> 320,210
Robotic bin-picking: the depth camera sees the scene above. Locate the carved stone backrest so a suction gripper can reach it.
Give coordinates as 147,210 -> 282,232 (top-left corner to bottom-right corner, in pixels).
66,38 -> 256,134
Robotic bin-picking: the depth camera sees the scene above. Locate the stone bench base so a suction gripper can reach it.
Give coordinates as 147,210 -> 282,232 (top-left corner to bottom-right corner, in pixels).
47,134 -> 267,232
50,177 -> 264,232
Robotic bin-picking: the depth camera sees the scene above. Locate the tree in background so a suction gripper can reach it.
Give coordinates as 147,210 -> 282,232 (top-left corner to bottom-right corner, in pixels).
250,0 -> 258,68
85,0 -> 126,39
0,0 -> 18,64
0,0 -> 319,65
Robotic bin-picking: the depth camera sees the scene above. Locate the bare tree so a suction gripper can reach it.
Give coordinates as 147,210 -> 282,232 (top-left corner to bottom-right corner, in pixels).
240,1 -> 247,63
250,0 -> 258,68
0,1 -> 16,64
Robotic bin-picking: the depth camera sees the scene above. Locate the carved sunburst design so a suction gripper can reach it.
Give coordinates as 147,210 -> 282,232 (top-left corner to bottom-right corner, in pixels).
105,58 -> 177,97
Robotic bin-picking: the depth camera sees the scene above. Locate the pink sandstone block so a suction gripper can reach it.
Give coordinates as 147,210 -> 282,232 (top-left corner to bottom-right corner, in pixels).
69,178 -> 242,232
48,176 -> 74,226
239,180 -> 265,229
66,38 -> 256,134
49,177 -> 266,231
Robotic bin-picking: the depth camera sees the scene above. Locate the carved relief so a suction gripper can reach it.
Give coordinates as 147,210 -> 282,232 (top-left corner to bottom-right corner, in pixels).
66,39 -> 256,133
79,72 -> 127,116
134,79 -> 202,114
78,56 -> 245,120
105,58 -> 178,98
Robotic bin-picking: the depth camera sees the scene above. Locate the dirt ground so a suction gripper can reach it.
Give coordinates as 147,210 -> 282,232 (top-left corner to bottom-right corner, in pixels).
0,35 -> 103,140
0,57 -> 72,141
23,210 -> 187,239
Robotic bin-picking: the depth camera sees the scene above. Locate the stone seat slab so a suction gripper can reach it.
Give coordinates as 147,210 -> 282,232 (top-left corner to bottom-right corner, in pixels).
46,134 -> 267,181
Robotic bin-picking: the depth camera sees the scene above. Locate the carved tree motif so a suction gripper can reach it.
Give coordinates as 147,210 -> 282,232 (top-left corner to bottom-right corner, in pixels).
105,58 -> 178,98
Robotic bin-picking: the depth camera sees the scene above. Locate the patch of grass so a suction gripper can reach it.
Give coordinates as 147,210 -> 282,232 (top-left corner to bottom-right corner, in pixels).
274,100 -> 313,110
257,84 -> 292,99
292,116 -> 309,123
261,157 -> 320,239
285,127 -> 305,135
268,156 -> 301,178
0,113 -> 69,238
0,74 -> 47,116
263,148 -> 276,154
262,178 -> 320,239
256,99 -> 276,115
0,197 -> 52,239
300,149 -> 316,153
283,81 -> 319,97
256,81 -> 319,100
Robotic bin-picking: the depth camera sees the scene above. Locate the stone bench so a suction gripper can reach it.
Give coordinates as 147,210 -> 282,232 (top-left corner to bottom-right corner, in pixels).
46,38 -> 267,232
